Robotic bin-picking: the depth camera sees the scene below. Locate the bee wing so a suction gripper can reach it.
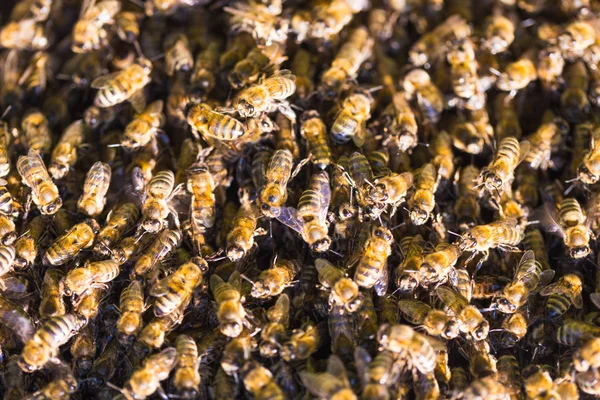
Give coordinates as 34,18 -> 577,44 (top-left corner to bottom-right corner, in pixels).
0,296 -> 34,343
300,371 -> 330,398
326,354 -> 349,384
591,293 -> 600,310
398,299 -> 431,324
129,90 -> 147,113
352,120 -> 367,147
272,69 -> 296,82
539,282 -> 562,297
149,276 -> 170,297
84,161 -> 111,196
516,140 -> 531,166
538,269 -> 556,287
273,293 -> 290,325
536,203 -> 566,239
79,0 -> 96,18
3,50 -> 20,89
209,274 -> 224,292
354,347 -> 372,386
275,206 -> 304,234
145,100 -> 164,116
17,149 -> 52,192
374,262 -> 389,297
90,71 -> 121,89
436,285 -> 468,313
229,270 -> 242,291
316,172 -> 331,224
131,167 -> 147,202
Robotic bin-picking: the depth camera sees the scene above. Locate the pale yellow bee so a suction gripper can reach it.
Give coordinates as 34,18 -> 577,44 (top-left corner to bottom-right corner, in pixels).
17,149 -> 62,215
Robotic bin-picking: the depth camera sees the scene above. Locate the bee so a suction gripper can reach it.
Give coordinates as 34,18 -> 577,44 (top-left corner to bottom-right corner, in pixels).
572,337 -> 600,373
26,361 -> 78,399
150,257 -> 206,317
249,258 -> 299,299
92,57 -> 152,112
71,0 -> 121,53
71,323 -> 95,376
88,339 -> 119,388
74,162 -> 111,218
62,259 -> 120,297
409,163 -> 438,225
300,355 -> 356,400
559,21 -> 596,61
211,271 -> 249,338
290,48 -> 315,101
409,15 -> 471,67
315,258 -> 363,313
220,330 -> 255,376
418,243 -> 461,286
93,203 -> 140,256
301,111 -> 331,169
133,229 -> 183,276
257,149 -> 295,218
281,320 -> 320,361
377,324 -> 437,374
577,125 -> 600,184
413,369 -> 440,400
310,0 -> 356,40
0,19 -> 50,51
187,103 -> 247,145
353,224 -> 393,293
118,347 -> 178,400
447,38 -> 482,102
47,120 -> 88,180
556,319 -> 600,346
398,299 -> 459,339
121,100 -> 166,152
479,137 -> 529,197
230,43 -> 286,89
14,149 -> 61,214
493,250 -> 554,314
548,197 -> 593,259
164,32 -> 193,76
403,69 -> 444,124
463,376 -> 511,400
139,299 -> 188,349
187,153 -> 216,233
319,27 -> 373,98
4,355 -> 26,400
226,201 -> 264,262
537,46 -> 565,91
226,70 -> 297,120
561,60 -> 590,124
173,335 -> 201,399
429,129 -> 454,181
331,89 -> 373,147
21,110 -> 52,154
43,219 -> 99,266
540,273 -> 583,320
19,313 -> 87,372
454,165 -> 481,231
577,369 -> 600,396
19,50 -> 50,97
354,347 -> 398,399
38,268 -> 66,319
496,52 -> 538,95
241,362 -> 285,400
260,293 -> 289,358
380,92 -> 418,153
276,171 -> 331,252
482,15 -> 515,54
459,218 -> 523,264
116,280 -> 144,343
115,11 -> 140,43
191,41 -> 220,96
366,171 -> 413,216
523,118 -> 567,171
395,235 -> 428,295
436,285 -> 489,340
136,169 -> 183,233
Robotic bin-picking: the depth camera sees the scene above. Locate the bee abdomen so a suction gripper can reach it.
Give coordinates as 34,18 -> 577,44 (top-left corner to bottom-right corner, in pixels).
546,294 -> 571,319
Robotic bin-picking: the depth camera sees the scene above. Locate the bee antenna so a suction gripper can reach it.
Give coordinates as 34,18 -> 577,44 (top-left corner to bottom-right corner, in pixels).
107,143 -> 122,148
368,85 -> 384,93
150,53 -> 165,62
128,0 -> 144,8
564,180 -> 579,195
133,40 -> 146,60
447,230 -> 462,238
489,67 -> 502,77
417,142 -> 430,147
0,106 -> 12,120
328,249 -> 343,257
105,381 -> 125,394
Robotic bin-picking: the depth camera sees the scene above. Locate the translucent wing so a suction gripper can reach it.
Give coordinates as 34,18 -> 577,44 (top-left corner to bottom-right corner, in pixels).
91,71 -> 121,89
436,285 -> 468,314
374,263 -> 389,297
229,270 -> 241,291
590,292 -> 600,309
315,172 -> 331,224
131,167 -> 146,201
271,69 -> 296,81
300,371 -> 330,398
517,140 -> 531,165
3,50 -> 20,89
17,149 -> 52,195
270,293 -> 289,326
275,206 -> 304,234
128,90 -> 147,113
354,347 -> 372,386
0,296 -> 34,343
149,276 -> 170,297
145,99 -> 164,115
84,162 -> 111,202
539,282 -> 563,297
537,203 -> 566,239
326,354 -> 349,385
538,270 -> 556,287
398,299 -> 432,325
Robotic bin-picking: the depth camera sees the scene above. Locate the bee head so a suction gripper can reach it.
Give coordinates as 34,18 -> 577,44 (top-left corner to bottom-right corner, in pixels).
311,237 -> 331,253
345,292 -> 364,313
578,164 -> 598,184
459,233 -> 476,252
373,226 -> 393,242
473,320 -> 490,341
410,208 -> 429,225
369,183 -> 388,202
483,171 -> 503,191
569,245 -> 591,259
41,197 -> 62,215
142,218 -> 163,233
419,263 -> 437,282
237,99 -> 255,118
251,282 -> 269,298
495,297 -> 517,314
221,321 -> 243,338
443,320 -> 459,340
226,245 -> 245,262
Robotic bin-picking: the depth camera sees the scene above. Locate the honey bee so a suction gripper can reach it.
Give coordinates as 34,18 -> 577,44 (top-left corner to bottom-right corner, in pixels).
0,19 -> 50,51
395,235 -> 428,295
310,0 -> 356,40
71,0 -> 120,53
454,165 -> 481,231
276,171 -> 331,252
47,120 -> 87,179
377,324 -> 437,374
135,169 -> 183,233
403,69 -> 444,124
281,319 -> 320,361
436,285 -> 489,340
459,218 -> 523,264
26,361 -> 78,399
482,15 -> 515,54
541,273 -> 583,319
76,161 -> 111,217
39,268 -> 66,318
353,224 -> 393,294
21,110 -> 52,154
496,52 -> 537,94
43,219 -> 99,266
301,111 -> 331,169
211,271 -> 249,337
116,280 -> 144,343
429,129 -> 454,181
117,347 -> 178,400
187,103 -> 247,144
257,149 -> 295,218
524,118 -> 567,171
380,91 -> 418,153
290,48 -> 315,101
173,335 -> 201,399
578,124 -> 600,181
71,324 -> 95,376
354,347 -> 399,399
561,60 -> 590,124
409,15 -> 471,67
150,257 -> 206,317
447,38 -> 482,103
463,376 -> 511,400
418,243 -> 461,286
115,11 -> 140,43
260,293 -> 289,358
319,27 -> 373,98
547,197 -> 593,259
14,214 -> 42,267
189,41 -> 220,96
398,299 -> 459,340
331,89 -> 373,147
19,313 -> 87,372
121,100 -> 166,152
556,319 -> 600,346
559,21 -> 596,61
315,259 -> 363,313
225,70 -> 297,120
572,337 -> 600,373
300,355 -> 356,400
62,259 -> 120,297
479,137 -> 530,197
220,330 -> 254,376
408,163 -> 438,225
537,46 -> 565,91
92,57 -> 152,112
139,299 -> 188,349
249,258 -> 299,299
75,286 -> 104,320
93,203 -> 140,256
19,50 -> 50,97
241,362 -> 285,400
187,152 -> 216,234
226,201 -> 264,262
366,171 -> 413,216
577,369 -> 600,396
164,32 -> 193,76
133,229 -> 182,276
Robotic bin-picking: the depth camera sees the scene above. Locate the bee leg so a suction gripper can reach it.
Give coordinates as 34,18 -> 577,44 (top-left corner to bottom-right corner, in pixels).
156,385 -> 169,400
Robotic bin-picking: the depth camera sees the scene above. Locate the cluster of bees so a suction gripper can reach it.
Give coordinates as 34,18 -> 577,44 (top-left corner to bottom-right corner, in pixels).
7,0 -> 600,399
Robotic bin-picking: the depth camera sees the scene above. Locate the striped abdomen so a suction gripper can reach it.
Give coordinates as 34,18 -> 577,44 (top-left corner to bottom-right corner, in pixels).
43,223 -> 96,266
147,170 -> 175,200
409,334 -> 437,374
95,65 -> 147,108
301,115 -> 331,169
559,198 -> 585,227
546,294 -> 572,319
93,203 -> 140,255
174,335 -> 201,393
266,149 -> 293,184
264,76 -> 296,100
134,229 -> 182,276
0,186 -> 14,216
298,172 -> 329,221
40,268 -> 66,318
205,112 -> 245,141
117,281 -> 144,337
331,110 -> 359,144
33,314 -> 83,350
0,244 -> 16,277
493,137 -> 521,170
